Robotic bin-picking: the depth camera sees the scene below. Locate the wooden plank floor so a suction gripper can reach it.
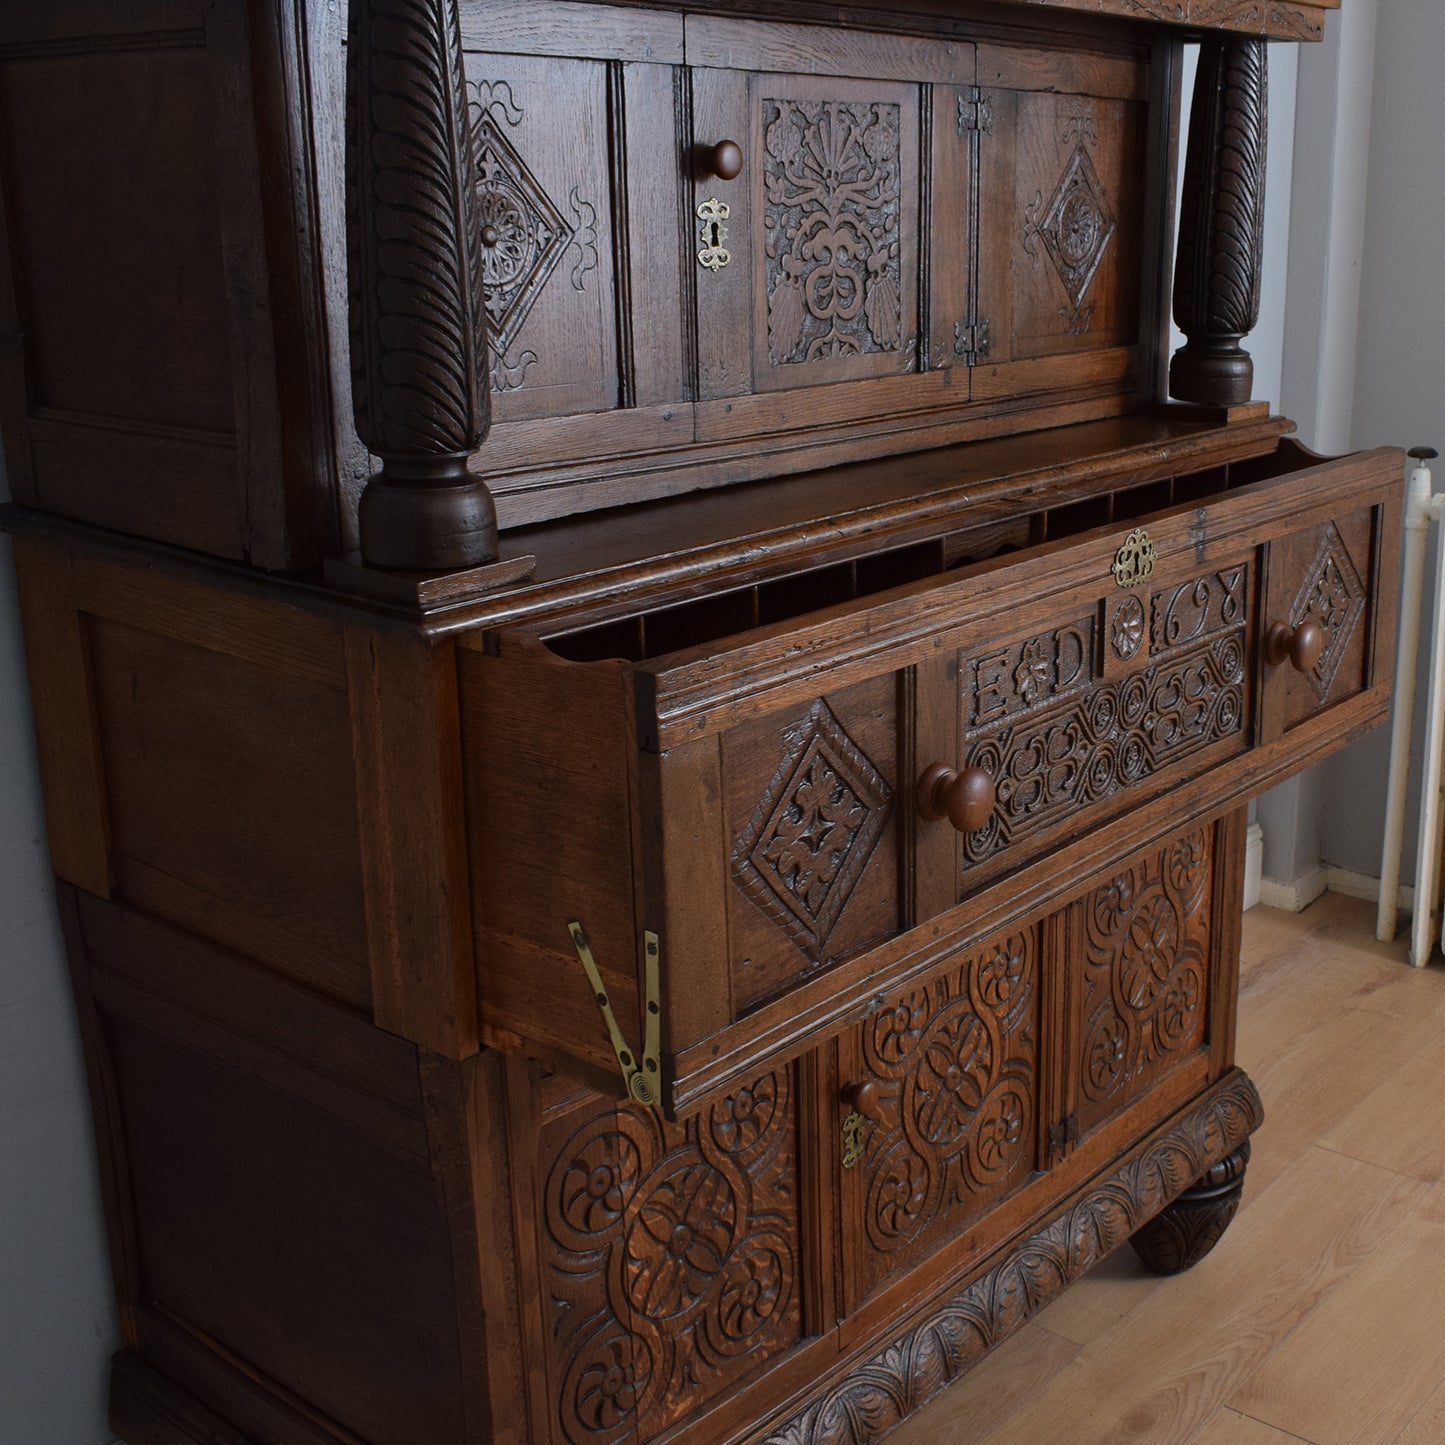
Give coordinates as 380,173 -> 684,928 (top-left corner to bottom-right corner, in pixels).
888,892 -> 1445,1445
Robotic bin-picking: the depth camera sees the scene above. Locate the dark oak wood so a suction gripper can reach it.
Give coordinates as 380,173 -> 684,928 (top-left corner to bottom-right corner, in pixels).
0,3 -> 1396,1444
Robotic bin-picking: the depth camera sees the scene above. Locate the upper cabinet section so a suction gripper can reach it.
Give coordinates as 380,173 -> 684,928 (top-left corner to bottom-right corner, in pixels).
465,3 -> 1170,526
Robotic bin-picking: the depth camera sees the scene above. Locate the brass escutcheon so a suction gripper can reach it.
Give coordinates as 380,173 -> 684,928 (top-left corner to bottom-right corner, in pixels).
696,197 -> 732,272
1112,527 -> 1158,589
841,1110 -> 868,1170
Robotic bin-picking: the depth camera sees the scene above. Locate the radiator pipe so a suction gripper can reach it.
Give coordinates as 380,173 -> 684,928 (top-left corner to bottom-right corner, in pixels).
1378,450 -> 1438,948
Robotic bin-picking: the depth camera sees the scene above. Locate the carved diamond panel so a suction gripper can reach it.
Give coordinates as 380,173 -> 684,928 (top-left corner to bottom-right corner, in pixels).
1291,522 -> 1365,702
763,98 -> 904,366
543,1071 -> 800,1444
1024,121 -> 1117,333
734,700 -> 893,956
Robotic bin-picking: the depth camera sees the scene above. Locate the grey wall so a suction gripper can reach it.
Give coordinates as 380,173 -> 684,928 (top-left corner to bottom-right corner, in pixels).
0,452 -> 118,1440
1265,0 -> 1445,887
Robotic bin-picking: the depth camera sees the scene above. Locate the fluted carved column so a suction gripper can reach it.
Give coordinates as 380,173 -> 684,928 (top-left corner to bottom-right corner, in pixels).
346,0 -> 497,571
1169,37 -> 1268,407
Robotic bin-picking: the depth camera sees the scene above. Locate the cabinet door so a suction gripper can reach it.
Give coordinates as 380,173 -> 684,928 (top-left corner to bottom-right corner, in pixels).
974,43 -> 1155,404
837,926 -> 1041,1311
688,21 -> 974,420
520,1063 -> 805,1445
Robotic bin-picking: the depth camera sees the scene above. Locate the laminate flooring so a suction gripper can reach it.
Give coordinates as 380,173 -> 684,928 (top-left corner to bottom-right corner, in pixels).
887,891 -> 1445,1445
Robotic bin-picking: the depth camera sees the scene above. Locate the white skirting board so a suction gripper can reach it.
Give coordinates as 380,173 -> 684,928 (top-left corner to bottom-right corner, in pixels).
1253,858 -> 1415,917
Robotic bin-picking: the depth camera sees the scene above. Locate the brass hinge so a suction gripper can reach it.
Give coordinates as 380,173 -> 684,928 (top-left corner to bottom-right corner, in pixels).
1048,1112 -> 1080,1157
958,86 -> 994,136
954,318 -> 991,367
567,921 -> 663,1107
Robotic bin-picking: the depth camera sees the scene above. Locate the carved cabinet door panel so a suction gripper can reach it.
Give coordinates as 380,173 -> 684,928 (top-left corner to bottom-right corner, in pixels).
688,22 -> 974,428
460,49 -> 669,424
1259,505 -> 1382,745
1063,814 -> 1243,1153
521,1063 -> 806,1445
973,43 -> 1156,405
836,926 -> 1042,1312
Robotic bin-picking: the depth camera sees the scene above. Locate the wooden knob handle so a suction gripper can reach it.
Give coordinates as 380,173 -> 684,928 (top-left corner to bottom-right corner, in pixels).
1265,618 -> 1325,673
842,1080 -> 882,1120
480,223 -> 500,248
917,762 -> 997,834
704,139 -> 744,181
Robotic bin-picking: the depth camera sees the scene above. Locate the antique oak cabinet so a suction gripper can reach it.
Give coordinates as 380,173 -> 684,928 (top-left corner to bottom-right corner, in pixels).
0,0 -> 1400,1442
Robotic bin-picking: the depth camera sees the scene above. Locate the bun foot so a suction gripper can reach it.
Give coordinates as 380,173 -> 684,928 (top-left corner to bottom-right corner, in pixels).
1130,1141 -> 1251,1275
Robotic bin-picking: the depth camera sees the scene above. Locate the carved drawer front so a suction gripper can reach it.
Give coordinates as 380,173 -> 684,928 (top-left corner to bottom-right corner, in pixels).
974,43 -> 1156,403
933,556 -> 1254,900
1065,822 -> 1229,1149
522,1066 -> 804,1445
1260,503 -> 1384,744
837,925 -> 1041,1310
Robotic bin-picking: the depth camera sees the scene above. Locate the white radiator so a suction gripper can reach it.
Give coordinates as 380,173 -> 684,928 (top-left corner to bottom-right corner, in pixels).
1378,448 -> 1441,964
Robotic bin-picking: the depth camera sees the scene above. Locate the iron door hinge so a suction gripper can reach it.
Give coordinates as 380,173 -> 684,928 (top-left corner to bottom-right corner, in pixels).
1048,1112 -> 1080,1157
954,318 -> 992,367
958,86 -> 994,135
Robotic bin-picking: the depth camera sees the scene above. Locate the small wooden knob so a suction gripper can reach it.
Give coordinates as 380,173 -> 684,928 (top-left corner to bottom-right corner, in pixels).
917,762 -> 997,834
704,139 -> 744,181
843,1080 -> 883,1120
480,224 -> 500,248
1265,618 -> 1325,673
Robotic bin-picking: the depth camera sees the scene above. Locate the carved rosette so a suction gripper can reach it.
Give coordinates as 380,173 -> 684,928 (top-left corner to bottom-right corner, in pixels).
545,1072 -> 800,1443
1170,36 -> 1268,405
345,0 -> 498,568
757,1072 -> 1263,1445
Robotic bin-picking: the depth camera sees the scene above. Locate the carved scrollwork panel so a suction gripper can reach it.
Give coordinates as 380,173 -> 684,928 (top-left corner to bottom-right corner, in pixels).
1289,522 -> 1366,703
1076,828 -> 1214,1137
541,1070 -> 801,1443
844,931 -> 1038,1303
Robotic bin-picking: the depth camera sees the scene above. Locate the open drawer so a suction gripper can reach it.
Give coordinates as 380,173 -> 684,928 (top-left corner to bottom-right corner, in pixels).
458,440 -> 1400,1110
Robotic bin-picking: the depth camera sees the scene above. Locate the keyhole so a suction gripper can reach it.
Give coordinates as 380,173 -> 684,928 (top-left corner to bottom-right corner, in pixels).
709,221 -> 722,248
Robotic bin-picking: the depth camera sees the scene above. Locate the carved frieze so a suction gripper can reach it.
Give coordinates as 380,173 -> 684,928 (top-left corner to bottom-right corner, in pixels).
734,701 -> 893,957
546,1071 -> 800,1444
763,98 -> 904,366
848,932 -> 1037,1295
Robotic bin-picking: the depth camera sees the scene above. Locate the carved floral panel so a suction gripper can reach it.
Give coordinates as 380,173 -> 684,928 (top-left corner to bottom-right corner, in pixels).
1075,828 -> 1213,1136
844,930 -> 1038,1303
762,97 -> 905,367
543,1070 -> 801,1444
1290,522 -> 1365,702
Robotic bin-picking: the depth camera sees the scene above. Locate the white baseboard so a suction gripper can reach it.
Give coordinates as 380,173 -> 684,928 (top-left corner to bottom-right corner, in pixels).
1257,863 -> 1329,913
1253,861 -> 1415,917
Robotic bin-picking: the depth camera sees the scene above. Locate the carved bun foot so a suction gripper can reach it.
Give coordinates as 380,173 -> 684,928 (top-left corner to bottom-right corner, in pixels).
1129,1140 -> 1250,1275
358,463 -> 500,572
1169,339 -> 1255,407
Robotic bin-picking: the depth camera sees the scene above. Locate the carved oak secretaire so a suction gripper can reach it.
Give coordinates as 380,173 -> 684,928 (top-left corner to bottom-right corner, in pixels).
0,1 -> 1400,1442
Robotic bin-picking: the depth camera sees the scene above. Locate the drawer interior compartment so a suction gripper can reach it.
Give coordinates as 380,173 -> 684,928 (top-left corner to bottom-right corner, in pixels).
459,440 -> 1401,1109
